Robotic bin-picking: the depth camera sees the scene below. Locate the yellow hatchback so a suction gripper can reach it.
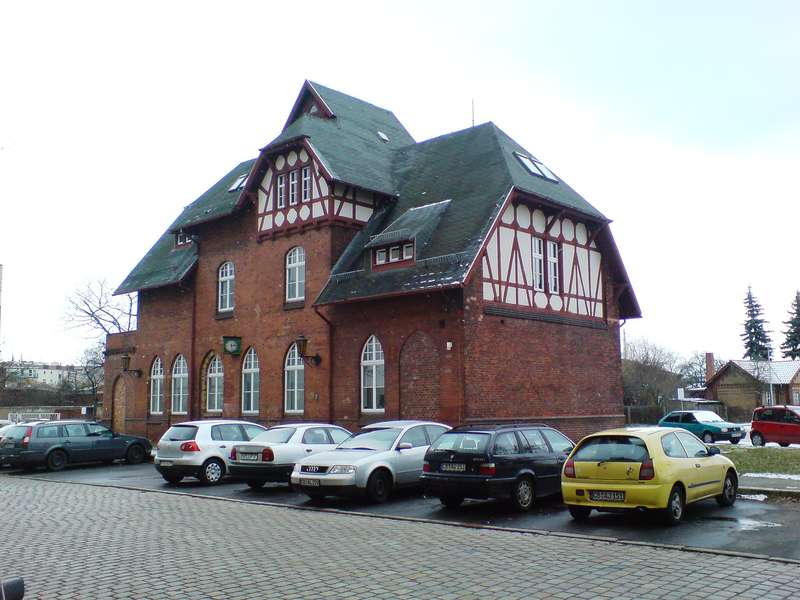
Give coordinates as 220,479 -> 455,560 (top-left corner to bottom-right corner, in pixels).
561,427 -> 738,525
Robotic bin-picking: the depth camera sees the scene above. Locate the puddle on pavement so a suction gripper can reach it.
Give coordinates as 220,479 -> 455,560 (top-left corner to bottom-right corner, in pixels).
699,515 -> 782,531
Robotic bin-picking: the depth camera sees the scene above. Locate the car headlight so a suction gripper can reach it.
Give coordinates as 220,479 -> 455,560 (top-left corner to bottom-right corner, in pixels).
329,465 -> 356,475
720,428 -> 728,433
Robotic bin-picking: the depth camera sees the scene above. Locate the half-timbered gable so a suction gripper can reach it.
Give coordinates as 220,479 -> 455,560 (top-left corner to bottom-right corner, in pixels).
108,80 -> 640,443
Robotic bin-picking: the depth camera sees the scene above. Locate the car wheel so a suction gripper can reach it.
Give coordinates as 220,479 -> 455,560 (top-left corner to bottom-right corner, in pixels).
440,496 -> 464,509
779,442 -> 790,448
663,485 -> 685,525
246,480 -> 266,490
366,470 -> 391,503
510,476 -> 535,512
46,449 -> 67,472
125,444 -> 146,465
199,458 -> 225,485
568,505 -> 592,521
161,473 -> 183,485
730,439 -> 740,445
702,432 -> 714,444
751,432 -> 765,447
716,471 -> 737,507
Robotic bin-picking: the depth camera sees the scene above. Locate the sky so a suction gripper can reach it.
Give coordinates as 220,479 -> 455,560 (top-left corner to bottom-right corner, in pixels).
0,1 -> 798,366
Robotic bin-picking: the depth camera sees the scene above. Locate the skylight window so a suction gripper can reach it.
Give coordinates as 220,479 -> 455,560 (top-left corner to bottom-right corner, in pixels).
377,131 -> 389,143
228,174 -> 248,192
514,152 -> 558,182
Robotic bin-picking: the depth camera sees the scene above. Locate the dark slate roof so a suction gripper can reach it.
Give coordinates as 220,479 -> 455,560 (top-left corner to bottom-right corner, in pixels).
364,199 -> 451,249
115,232 -> 197,295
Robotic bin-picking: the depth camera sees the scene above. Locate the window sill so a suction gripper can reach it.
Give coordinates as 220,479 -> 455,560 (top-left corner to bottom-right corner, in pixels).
206,409 -> 223,414
172,412 -> 188,416
215,311 -> 234,321
285,410 -> 304,415
242,411 -> 259,416
283,300 -> 305,311
362,409 -> 386,414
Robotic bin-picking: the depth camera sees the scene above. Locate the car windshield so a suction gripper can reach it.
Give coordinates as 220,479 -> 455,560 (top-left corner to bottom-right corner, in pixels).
429,432 -> 490,454
338,427 -> 400,451
163,425 -> 198,442
253,427 -> 296,444
572,436 -> 649,463
694,411 -> 724,423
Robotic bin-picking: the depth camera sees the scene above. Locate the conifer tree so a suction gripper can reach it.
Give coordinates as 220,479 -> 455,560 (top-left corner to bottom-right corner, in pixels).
741,287 -> 772,361
780,291 -> 800,359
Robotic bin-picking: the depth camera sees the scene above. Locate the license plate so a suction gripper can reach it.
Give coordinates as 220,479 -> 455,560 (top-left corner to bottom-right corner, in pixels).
238,453 -> 259,462
159,461 -> 173,467
589,490 -> 625,502
440,463 -> 466,472
301,479 -> 320,487
731,432 -> 742,438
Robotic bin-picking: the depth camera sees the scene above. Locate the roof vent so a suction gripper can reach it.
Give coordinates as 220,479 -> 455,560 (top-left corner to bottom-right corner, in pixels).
377,131 -> 389,143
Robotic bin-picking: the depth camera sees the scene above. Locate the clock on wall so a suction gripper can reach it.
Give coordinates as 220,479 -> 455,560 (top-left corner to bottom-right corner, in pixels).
222,336 -> 242,356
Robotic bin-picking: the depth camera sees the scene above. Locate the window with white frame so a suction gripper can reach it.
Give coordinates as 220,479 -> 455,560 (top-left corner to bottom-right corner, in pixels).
389,246 -> 401,262
532,237 -> 544,291
403,243 -> 414,260
361,335 -> 385,412
150,357 -> 164,414
547,241 -> 560,293
375,249 -> 387,265
301,166 -> 311,201
218,262 -> 235,312
284,343 -> 304,413
289,170 -> 298,205
171,355 -> 188,415
277,174 -> 286,209
286,247 -> 305,302
206,355 -> 223,412
242,348 -> 259,414
175,232 -> 191,246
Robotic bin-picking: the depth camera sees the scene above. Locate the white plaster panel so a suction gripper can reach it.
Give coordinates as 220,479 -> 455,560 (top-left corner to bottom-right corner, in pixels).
486,231 -> 498,279
550,295 -> 563,311
318,177 -> 329,197
287,151 -> 298,167
567,297 -> 577,314
562,244 -> 577,295
501,205 -> 515,225
517,231 -> 533,286
355,205 -> 372,221
257,216 -> 263,231
275,155 -> 285,170
549,218 -> 561,238
590,240 -> 597,249
562,218 -> 575,241
266,190 -> 273,212
590,251 -> 603,300
275,211 -> 285,227
333,199 -> 341,215
340,201 -> 354,220
532,209 -> 546,233
287,208 -> 297,224
499,226 -> 515,284
518,289 -> 530,306
262,214 -> 273,230
311,202 -> 324,218
482,282 -> 495,301
578,302 -> 588,316
505,285 -> 517,305
263,169 -> 273,189
577,247 -> 590,297
299,205 -> 310,220
576,222 -> 588,245
516,204 -> 531,229
299,149 -> 309,162
534,291 -> 548,308
258,189 -> 267,214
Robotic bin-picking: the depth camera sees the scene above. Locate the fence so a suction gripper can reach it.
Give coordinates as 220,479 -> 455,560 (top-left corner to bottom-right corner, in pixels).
7,412 -> 61,423
625,398 -> 729,425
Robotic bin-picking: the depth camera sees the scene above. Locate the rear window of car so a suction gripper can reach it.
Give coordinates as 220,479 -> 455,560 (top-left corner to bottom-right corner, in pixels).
163,426 -> 198,441
253,427 -> 296,444
3,426 -> 29,440
572,436 -> 649,463
429,432 -> 490,454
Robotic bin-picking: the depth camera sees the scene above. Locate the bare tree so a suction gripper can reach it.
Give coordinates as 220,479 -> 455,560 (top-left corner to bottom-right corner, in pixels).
66,280 -> 137,336
677,352 -> 726,388
622,338 -> 683,406
78,341 -> 105,418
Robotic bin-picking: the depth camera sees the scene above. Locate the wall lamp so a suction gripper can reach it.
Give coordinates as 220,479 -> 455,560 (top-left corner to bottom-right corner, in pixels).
121,354 -> 142,378
295,335 -> 321,366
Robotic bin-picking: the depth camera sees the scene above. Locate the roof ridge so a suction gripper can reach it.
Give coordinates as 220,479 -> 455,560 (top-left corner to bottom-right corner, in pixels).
307,80 -> 405,119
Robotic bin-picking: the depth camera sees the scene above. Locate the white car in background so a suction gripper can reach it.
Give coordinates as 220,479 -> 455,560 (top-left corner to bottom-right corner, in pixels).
228,423 -> 352,489
154,420 -> 267,485
291,420 -> 451,503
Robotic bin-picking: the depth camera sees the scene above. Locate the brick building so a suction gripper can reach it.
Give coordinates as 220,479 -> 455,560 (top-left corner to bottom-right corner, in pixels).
105,81 -> 640,442
705,359 -> 800,421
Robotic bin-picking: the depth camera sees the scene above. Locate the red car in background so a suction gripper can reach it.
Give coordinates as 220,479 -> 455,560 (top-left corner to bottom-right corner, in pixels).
750,405 -> 800,447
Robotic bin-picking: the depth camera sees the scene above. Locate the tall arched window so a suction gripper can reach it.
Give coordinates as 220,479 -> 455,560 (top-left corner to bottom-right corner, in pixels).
206,355 -> 224,412
171,355 -> 188,415
284,343 -> 304,413
285,247 -> 305,302
149,357 -> 164,414
218,261 -> 235,312
241,348 -> 259,414
361,335 -> 385,412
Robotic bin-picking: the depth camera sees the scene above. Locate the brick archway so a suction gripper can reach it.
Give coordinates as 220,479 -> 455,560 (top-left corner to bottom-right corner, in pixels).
399,331 -> 440,420
112,376 -> 127,433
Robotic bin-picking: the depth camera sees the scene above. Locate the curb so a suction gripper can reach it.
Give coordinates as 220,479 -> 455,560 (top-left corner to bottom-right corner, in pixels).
12,474 -> 800,567
739,486 -> 800,498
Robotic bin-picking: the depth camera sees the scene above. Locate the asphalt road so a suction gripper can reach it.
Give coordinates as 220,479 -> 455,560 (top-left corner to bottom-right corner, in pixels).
5,461 -> 800,561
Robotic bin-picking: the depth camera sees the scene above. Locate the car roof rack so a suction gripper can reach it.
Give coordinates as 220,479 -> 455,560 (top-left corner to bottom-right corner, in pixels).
452,421 -> 549,431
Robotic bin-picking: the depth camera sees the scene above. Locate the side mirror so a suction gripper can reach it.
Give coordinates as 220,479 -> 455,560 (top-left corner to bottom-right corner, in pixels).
396,442 -> 413,451
708,446 -> 721,456
1,577 -> 25,600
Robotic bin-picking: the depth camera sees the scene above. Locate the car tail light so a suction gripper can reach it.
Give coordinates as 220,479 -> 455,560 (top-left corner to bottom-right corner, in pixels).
563,458 -> 576,478
478,463 -> 496,476
21,427 -> 32,449
639,458 -> 655,480
180,440 -> 200,452
262,447 -> 274,462
230,447 -> 237,460
422,461 -> 430,472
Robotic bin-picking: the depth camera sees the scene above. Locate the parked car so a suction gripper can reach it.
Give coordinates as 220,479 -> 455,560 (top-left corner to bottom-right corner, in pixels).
1,576 -> 24,600
154,420 -> 267,485
0,419 -> 12,428
421,423 -> 574,511
0,421 -> 151,471
291,420 -> 450,503
0,423 -> 17,467
750,405 -> 800,447
562,427 -> 738,524
229,423 -> 352,488
658,410 -> 745,444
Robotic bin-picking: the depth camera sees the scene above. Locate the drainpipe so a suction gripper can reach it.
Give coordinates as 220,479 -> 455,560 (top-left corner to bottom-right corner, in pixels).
313,305 -> 334,423
189,275 -> 198,421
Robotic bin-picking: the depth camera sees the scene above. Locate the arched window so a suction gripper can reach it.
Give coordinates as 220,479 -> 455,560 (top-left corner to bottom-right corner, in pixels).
171,355 -> 188,415
218,261 -> 235,312
361,335 -> 385,412
285,247 -> 305,302
149,357 -> 164,414
206,355 -> 224,412
284,343 -> 304,413
241,348 -> 259,414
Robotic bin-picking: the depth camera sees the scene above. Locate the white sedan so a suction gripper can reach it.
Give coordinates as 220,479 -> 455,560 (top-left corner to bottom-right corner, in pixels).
291,420 -> 450,503
228,423 -> 352,489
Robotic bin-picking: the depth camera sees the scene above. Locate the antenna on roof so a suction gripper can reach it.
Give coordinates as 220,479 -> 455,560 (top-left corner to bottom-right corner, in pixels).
471,99 -> 475,127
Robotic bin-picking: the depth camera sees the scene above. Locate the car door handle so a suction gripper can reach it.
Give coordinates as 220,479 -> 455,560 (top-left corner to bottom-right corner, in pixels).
64,441 -> 72,444
306,449 -> 313,452
695,464 -> 702,468
220,445 -> 226,449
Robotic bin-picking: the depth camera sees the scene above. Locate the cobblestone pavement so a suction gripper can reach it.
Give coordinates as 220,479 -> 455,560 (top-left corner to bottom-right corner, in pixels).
2,478 -> 800,600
